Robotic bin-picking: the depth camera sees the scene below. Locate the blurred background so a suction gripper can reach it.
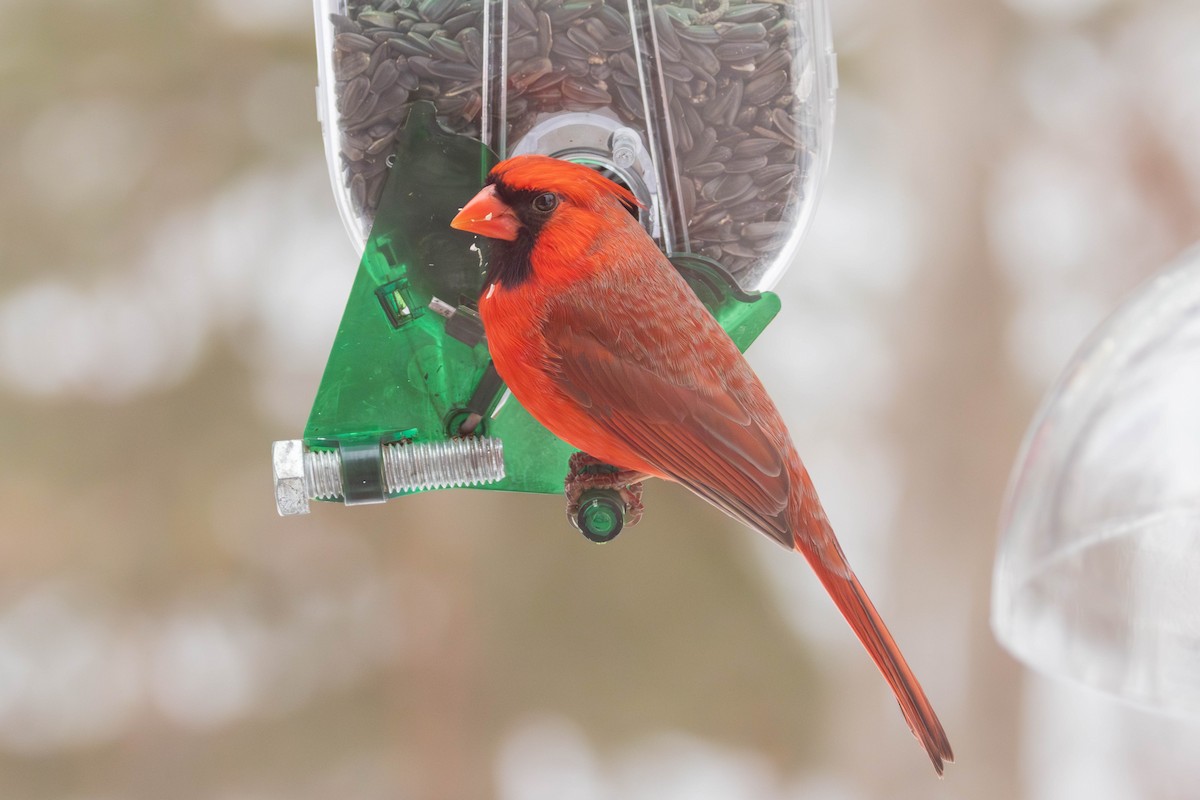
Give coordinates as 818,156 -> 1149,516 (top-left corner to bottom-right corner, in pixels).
2,0 -> 1200,798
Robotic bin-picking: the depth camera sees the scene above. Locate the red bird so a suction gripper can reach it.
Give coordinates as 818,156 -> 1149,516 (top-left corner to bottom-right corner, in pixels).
451,155 -> 953,774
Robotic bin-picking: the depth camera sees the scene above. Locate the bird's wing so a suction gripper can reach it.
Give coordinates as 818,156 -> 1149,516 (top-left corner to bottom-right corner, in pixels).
542,284 -> 794,548
544,279 -> 955,774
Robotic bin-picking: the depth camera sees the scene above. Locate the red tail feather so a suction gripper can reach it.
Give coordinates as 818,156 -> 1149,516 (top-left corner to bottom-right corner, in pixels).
794,526 -> 954,775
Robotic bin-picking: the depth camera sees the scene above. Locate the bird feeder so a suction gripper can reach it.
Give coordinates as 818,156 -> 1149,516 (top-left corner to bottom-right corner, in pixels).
272,0 -> 838,539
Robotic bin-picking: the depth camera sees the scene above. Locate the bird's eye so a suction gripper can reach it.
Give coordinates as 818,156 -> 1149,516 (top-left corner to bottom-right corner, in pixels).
531,192 -> 558,213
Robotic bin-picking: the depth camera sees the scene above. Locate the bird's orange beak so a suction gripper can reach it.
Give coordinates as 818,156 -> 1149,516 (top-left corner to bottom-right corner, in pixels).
450,184 -> 521,241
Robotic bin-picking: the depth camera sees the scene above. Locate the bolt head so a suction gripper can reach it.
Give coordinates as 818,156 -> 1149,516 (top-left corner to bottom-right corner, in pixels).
272,440 -> 310,516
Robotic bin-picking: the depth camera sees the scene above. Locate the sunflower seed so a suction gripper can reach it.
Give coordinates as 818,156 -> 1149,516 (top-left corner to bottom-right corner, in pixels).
722,241 -> 758,258
395,67 -> 420,92
365,130 -> 397,155
339,75 -> 371,115
508,96 -> 530,117
509,33 -> 540,61
411,22 -> 442,36
733,105 -> 756,128
510,57 -> 554,92
611,68 -> 640,87
756,48 -> 791,75
336,32 -> 377,53
662,62 -> 693,83
677,24 -> 719,44
751,124 -> 792,145
528,67 -> 567,92
692,207 -> 729,230
746,69 -> 787,106
733,200 -> 782,219
718,22 -> 768,43
550,35 -> 589,61
716,79 -> 743,127
350,173 -> 366,214
369,60 -> 398,95
678,178 -> 697,222
392,33 -> 435,57
714,41 -> 769,61
596,4 -> 629,34
734,137 -> 781,159
757,162 -> 795,181
742,221 -> 787,239
458,28 -> 483,68
680,39 -> 720,76
692,161 -> 725,179
663,5 -> 699,25
359,9 -> 398,28
685,127 -> 717,166
653,6 -> 681,52
566,25 -> 601,56
615,83 -> 644,117
768,19 -> 794,41
331,14 -> 361,34
395,6 -> 422,23
610,50 -> 637,77
431,59 -> 480,81
708,145 -> 733,163
757,172 -> 792,199
341,131 -> 369,160
442,12 -> 478,37
435,94 -> 468,115
549,2 -> 596,26
671,109 -> 694,151
429,34 -> 467,62
600,32 -> 634,52
725,155 -> 769,174
377,83 -> 411,108
562,77 -> 612,105
406,55 -> 435,78
418,0 -> 458,24
511,0 -> 538,30
770,107 -> 797,140
723,3 -> 776,24
683,103 -> 704,139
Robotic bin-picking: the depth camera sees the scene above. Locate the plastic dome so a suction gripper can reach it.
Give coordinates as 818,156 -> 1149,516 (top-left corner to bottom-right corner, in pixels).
993,243 -> 1200,717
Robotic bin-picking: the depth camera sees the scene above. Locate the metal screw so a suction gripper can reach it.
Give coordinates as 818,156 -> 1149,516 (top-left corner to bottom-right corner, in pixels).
272,437 -> 505,516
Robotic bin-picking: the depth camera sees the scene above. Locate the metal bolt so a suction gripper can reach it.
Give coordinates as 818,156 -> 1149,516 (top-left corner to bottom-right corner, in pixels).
272,437 -> 506,516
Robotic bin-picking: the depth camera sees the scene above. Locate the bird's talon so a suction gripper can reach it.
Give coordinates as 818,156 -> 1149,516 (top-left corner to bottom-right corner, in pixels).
565,453 -> 646,538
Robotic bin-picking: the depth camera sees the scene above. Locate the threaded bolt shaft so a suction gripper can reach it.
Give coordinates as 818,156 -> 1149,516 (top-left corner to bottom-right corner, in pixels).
273,437 -> 505,515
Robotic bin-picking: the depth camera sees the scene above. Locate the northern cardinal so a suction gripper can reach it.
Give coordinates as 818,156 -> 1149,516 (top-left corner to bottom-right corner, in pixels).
451,155 -> 953,774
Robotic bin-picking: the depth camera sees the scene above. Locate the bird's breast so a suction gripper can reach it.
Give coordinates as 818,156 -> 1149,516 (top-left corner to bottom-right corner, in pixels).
478,280 -> 554,395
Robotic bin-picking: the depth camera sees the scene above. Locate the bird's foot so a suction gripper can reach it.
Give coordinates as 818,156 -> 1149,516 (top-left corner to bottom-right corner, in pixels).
565,452 -> 646,537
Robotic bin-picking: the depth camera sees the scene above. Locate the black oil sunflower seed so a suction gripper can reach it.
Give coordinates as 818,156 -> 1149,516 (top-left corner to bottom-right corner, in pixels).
330,0 -> 812,274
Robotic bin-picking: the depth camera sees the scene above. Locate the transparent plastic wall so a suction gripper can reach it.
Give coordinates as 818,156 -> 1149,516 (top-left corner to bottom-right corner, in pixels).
993,245 -> 1200,717
315,0 -> 836,292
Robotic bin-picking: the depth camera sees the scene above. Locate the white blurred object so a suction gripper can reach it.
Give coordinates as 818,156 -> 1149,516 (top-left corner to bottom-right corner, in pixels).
993,242 -> 1200,717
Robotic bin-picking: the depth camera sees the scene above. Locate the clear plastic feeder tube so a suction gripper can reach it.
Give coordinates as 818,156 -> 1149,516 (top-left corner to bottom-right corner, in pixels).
314,0 -> 836,292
